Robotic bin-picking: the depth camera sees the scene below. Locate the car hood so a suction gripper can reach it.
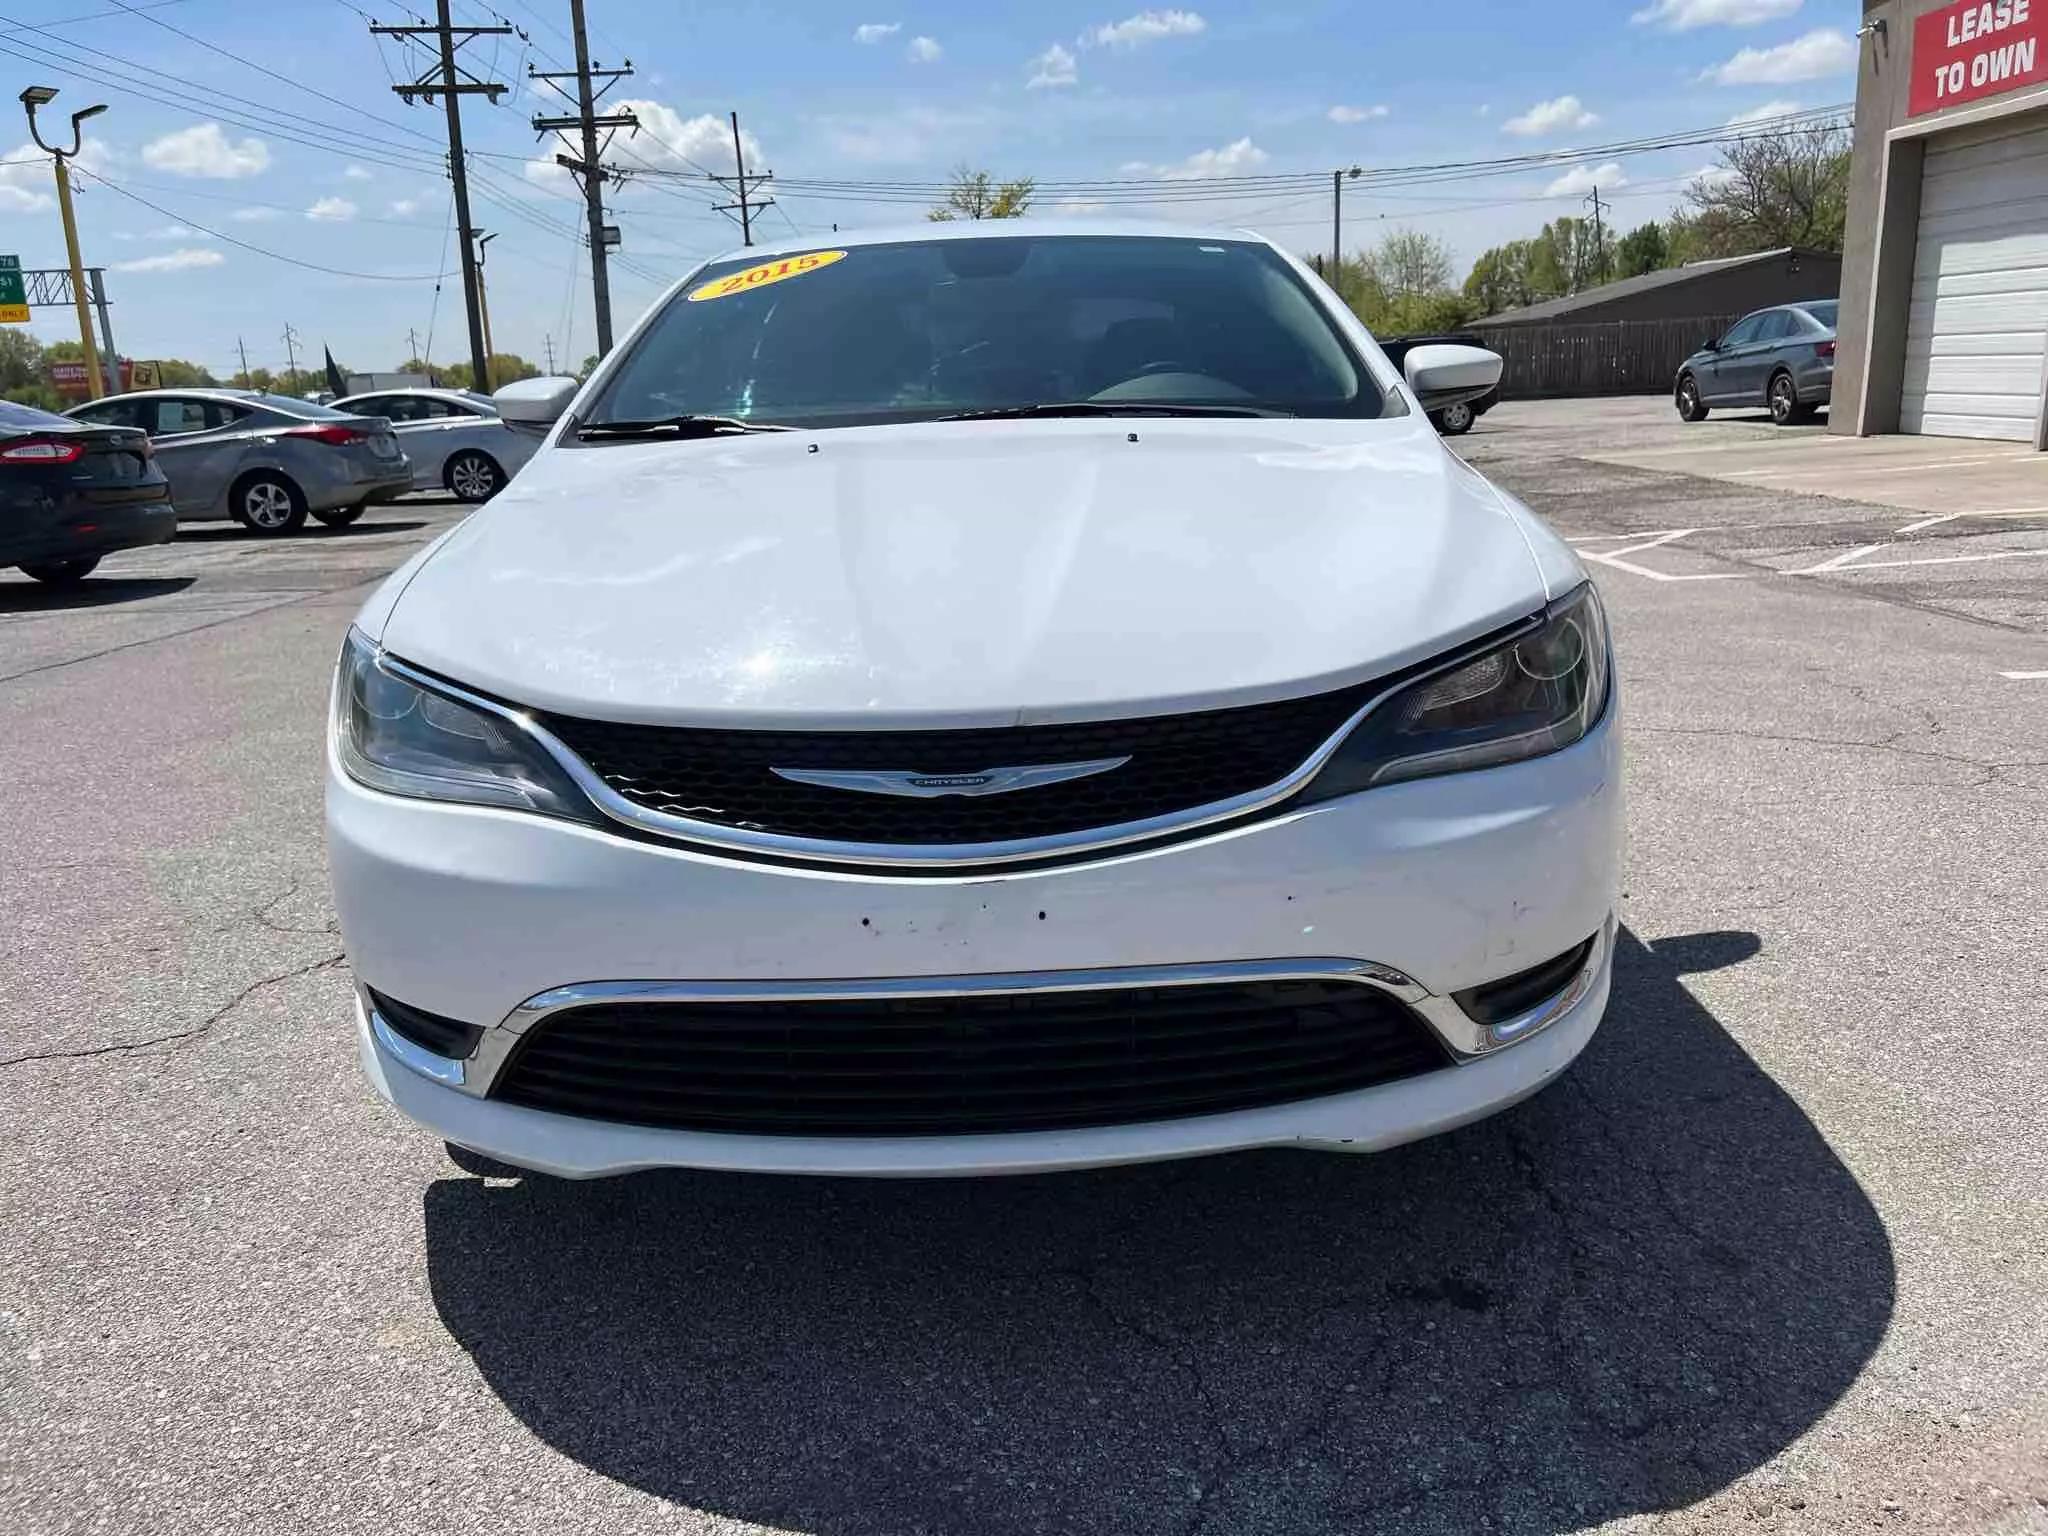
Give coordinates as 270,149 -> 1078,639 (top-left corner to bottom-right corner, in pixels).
376,417 -> 1560,728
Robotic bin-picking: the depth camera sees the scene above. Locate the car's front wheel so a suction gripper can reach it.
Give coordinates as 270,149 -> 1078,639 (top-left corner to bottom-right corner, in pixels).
19,557 -> 101,586
445,450 -> 503,503
1676,373 -> 1709,422
235,472 -> 307,535
1769,371 -> 1813,427
313,504 -> 365,528
1435,399 -> 1476,436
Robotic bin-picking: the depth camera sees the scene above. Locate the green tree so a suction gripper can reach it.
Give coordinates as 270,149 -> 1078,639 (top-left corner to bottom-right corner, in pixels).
578,354 -> 599,380
1680,124 -> 1850,258
928,165 -> 1034,221
1616,222 -> 1670,278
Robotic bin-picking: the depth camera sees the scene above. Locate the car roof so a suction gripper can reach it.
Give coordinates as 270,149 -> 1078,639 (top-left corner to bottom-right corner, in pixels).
698,220 -> 1284,269
333,387 -> 484,403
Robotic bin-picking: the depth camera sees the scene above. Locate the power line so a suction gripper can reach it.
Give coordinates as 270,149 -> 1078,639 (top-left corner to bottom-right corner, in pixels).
72,168 -> 457,280
529,0 -> 634,355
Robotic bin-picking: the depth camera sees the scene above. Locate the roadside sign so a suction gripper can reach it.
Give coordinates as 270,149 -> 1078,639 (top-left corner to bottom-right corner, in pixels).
130,360 -> 160,389
1910,0 -> 2048,115
0,254 -> 26,324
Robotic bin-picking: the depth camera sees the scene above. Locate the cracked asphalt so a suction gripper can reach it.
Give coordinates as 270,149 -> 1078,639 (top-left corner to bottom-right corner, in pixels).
3,406 -> 2046,1536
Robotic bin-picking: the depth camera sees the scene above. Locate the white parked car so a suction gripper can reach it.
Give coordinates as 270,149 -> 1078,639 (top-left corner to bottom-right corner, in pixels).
328,386 -> 536,502
327,224 -> 1620,1180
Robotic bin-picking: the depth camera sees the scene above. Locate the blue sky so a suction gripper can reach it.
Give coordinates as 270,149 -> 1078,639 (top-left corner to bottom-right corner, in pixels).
1,0 -> 1858,377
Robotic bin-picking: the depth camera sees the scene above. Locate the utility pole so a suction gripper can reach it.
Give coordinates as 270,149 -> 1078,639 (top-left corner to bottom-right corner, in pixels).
530,0 -> 635,357
236,334 -> 250,384
20,85 -> 108,399
711,110 -> 773,247
1584,185 -> 1609,286
373,2 -> 509,390
281,322 -> 300,384
473,231 -> 496,390
1329,165 -> 1360,294
406,326 -> 423,368
542,333 -> 556,374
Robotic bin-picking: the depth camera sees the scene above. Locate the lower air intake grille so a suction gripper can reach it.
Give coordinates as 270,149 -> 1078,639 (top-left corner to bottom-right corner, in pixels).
491,980 -> 1448,1136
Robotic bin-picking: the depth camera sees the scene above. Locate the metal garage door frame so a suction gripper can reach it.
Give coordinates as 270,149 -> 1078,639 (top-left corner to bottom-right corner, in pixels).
1860,80 -> 2048,450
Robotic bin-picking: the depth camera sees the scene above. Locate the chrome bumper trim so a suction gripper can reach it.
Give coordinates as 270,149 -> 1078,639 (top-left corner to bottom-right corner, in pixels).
362,928 -> 1611,1101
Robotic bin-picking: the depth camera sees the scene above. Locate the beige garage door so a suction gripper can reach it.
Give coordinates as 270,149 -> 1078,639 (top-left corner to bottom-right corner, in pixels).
1902,116 -> 2048,443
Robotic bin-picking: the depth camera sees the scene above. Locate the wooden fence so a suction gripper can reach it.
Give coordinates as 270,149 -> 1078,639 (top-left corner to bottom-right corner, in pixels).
1473,315 -> 1741,399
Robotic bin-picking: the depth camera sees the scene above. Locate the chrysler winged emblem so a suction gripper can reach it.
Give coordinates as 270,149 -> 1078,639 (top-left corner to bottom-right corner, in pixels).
771,758 -> 1130,798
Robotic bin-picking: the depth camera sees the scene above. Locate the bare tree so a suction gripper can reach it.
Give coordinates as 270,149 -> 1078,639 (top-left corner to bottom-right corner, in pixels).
1681,124 -> 1850,257
1368,229 -> 1455,300
929,166 -> 1035,221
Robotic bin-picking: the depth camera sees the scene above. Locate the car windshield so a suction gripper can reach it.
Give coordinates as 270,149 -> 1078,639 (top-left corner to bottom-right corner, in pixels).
1803,302 -> 1838,328
0,398 -> 77,432
584,234 -> 1383,431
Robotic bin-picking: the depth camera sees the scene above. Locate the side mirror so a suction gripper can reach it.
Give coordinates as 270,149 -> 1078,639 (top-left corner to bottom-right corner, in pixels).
493,375 -> 579,429
1703,336 -> 1722,352
1402,343 -> 1502,415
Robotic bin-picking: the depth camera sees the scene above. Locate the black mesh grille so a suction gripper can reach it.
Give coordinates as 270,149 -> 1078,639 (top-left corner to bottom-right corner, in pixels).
491,981 -> 1448,1136
539,681 -> 1381,846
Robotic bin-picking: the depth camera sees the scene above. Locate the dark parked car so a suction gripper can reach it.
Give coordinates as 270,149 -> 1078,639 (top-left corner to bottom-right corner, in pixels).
65,389 -> 411,534
1676,300 -> 1837,427
1,398 -> 175,586
1378,332 -> 1501,435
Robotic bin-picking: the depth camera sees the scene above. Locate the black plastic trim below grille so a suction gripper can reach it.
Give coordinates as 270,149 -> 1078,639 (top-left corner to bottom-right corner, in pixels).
491,981 -> 1450,1137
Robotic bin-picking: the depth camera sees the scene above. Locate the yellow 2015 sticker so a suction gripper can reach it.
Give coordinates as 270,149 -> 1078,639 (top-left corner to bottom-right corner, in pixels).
686,249 -> 848,302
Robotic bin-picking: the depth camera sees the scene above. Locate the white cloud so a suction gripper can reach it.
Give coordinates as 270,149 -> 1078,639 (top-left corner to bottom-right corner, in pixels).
1502,95 -> 1599,137
306,195 -> 357,222
1726,98 -> 1802,125
1702,28 -> 1856,85
1027,42 -> 1079,88
0,134 -> 114,211
906,34 -> 942,62
387,196 -> 420,216
343,164 -> 372,181
1130,136 -> 1269,179
1084,9 -> 1206,48
229,205 -> 282,223
1327,104 -> 1390,124
113,247 -> 224,274
531,100 -> 765,186
853,22 -> 899,43
1632,0 -> 1801,29
1476,104 -> 1492,118
144,223 -> 212,241
1544,161 -> 1630,196
141,122 -> 270,179
1690,162 -> 1742,188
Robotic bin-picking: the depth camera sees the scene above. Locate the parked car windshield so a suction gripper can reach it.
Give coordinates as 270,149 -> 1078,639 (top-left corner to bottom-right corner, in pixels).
0,399 -> 78,432
585,235 -> 1383,430
1803,301 -> 1838,328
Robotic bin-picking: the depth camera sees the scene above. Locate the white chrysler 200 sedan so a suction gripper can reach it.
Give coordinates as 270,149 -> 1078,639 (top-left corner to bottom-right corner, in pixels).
327,224 -> 1621,1179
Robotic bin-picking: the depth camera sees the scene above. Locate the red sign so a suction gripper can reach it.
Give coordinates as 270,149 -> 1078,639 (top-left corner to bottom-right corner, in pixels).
46,359 -> 134,397
1911,0 -> 2048,115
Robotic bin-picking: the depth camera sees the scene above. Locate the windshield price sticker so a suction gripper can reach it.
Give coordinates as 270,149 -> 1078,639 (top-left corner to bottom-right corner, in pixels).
687,249 -> 848,303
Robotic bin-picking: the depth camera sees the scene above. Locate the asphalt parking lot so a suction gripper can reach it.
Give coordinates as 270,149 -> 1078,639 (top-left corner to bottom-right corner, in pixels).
3,406 -> 2045,1535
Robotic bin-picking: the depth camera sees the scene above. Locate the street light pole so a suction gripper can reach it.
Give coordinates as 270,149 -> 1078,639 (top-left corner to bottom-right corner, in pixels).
20,86 -> 110,400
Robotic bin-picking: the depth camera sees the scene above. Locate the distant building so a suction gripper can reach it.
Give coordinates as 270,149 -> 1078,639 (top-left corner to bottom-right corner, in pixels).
1474,248 -> 1843,329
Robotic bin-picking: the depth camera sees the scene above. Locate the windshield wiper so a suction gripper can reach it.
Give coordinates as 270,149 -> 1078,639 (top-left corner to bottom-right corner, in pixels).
935,402 -> 1286,422
577,413 -> 794,440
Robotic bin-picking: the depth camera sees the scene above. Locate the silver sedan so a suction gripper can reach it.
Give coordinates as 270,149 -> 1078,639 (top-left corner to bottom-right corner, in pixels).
329,387 -> 538,502
66,388 -> 413,534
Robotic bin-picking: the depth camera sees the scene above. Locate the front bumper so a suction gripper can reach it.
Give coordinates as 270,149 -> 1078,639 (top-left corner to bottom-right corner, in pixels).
330,711 -> 1622,1176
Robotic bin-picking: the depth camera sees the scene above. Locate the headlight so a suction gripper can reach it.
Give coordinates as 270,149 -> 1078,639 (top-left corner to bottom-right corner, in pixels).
333,629 -> 596,822
1301,582 -> 1610,801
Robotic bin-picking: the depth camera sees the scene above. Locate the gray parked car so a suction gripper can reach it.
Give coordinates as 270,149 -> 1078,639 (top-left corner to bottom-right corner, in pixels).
65,389 -> 412,534
1675,300 -> 1837,427
328,387 -> 536,502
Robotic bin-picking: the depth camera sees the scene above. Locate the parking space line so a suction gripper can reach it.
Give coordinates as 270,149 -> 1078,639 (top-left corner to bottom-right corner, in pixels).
1788,542 -> 1891,575
1723,452 -> 2031,480
1578,529 -> 1749,582
1828,547 -> 2048,572
2000,670 -> 2048,679
1893,513 -> 1963,534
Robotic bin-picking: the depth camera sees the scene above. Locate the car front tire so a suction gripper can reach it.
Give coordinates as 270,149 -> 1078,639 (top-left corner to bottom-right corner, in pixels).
1676,373 -> 1709,422
235,473 -> 307,535
19,557 -> 101,586
445,450 -> 503,504
1435,400 -> 1476,436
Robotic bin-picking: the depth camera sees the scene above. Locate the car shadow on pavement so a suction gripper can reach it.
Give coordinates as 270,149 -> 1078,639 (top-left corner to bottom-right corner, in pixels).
171,519 -> 430,543
422,926 -> 1893,1535
0,575 -> 195,611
